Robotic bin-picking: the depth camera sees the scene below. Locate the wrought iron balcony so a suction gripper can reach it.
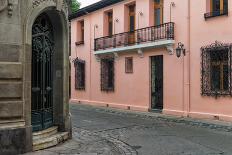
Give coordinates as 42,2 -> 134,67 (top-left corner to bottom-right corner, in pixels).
204,9 -> 228,19
94,22 -> 175,55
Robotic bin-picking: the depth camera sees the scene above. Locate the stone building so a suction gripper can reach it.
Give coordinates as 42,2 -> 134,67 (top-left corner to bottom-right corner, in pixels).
0,0 -> 71,154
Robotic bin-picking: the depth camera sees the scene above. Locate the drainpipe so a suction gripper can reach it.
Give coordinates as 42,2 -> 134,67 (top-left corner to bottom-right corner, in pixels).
186,0 -> 191,116
89,15 -> 92,101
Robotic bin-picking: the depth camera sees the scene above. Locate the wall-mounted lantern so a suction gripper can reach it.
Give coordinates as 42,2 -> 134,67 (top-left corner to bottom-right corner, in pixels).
176,42 -> 186,58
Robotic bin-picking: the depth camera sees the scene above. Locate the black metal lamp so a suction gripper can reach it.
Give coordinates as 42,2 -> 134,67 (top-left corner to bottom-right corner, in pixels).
176,42 -> 186,58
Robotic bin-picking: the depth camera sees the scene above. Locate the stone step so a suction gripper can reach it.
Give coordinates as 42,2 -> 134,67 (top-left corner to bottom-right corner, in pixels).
33,132 -> 69,151
33,126 -> 58,141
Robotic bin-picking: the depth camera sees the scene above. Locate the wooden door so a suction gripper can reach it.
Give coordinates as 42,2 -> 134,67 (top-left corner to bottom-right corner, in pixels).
128,4 -> 135,44
151,56 -> 163,110
154,0 -> 163,26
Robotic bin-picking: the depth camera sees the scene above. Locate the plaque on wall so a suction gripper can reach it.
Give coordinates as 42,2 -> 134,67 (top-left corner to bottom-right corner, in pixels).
0,0 -> 8,12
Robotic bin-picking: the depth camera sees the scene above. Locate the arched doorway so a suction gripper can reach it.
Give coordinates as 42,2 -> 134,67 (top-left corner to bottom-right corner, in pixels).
31,13 -> 54,132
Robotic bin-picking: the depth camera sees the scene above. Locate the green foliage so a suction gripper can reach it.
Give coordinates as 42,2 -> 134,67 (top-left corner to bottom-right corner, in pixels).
71,0 -> 81,13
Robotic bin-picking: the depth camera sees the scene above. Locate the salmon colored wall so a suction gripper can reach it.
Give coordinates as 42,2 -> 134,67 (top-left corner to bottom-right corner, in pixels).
71,0 -> 232,122
188,0 -> 232,121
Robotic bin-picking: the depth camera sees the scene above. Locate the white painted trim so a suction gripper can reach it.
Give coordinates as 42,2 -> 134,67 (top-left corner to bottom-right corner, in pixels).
94,40 -> 175,55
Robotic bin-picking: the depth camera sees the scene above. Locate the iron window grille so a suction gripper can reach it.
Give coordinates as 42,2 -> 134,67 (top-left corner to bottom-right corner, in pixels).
125,57 -> 133,73
101,58 -> 115,92
201,41 -> 232,97
74,58 -> 85,90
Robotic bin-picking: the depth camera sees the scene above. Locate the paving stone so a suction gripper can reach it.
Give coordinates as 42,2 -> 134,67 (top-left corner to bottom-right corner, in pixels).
24,104 -> 232,155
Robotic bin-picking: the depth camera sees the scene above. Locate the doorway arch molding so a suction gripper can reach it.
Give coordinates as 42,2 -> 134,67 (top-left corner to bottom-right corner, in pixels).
22,0 -> 71,132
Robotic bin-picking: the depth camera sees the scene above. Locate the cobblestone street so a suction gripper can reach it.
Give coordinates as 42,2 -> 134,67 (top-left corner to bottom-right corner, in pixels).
25,103 -> 232,155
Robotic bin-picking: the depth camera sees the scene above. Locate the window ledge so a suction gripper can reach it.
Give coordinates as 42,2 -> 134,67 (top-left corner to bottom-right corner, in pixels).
204,10 -> 228,20
75,41 -> 84,46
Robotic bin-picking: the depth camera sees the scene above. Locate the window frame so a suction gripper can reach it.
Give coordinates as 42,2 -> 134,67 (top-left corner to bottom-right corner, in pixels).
75,20 -> 85,46
74,58 -> 85,90
201,41 -> 232,97
100,58 -> 115,92
204,0 -> 228,19
125,57 -> 133,73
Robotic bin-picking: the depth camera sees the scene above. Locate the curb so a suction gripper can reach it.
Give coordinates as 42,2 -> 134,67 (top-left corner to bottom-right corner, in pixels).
71,103 -> 232,132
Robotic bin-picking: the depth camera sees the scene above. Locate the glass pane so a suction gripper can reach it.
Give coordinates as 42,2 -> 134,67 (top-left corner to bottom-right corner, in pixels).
212,0 -> 220,15
210,50 -> 228,61
223,65 -> 229,91
109,22 -> 113,36
81,63 -> 85,87
211,65 -> 221,91
154,0 -> 160,4
130,16 -> 135,31
155,8 -> 161,26
224,0 -> 228,11
108,61 -> 114,88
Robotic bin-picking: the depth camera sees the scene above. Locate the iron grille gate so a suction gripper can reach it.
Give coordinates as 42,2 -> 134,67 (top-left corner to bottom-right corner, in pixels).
31,13 -> 54,132
151,56 -> 163,110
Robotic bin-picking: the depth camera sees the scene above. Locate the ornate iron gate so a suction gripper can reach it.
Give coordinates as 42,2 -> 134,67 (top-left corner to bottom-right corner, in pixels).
151,56 -> 163,110
31,13 -> 54,132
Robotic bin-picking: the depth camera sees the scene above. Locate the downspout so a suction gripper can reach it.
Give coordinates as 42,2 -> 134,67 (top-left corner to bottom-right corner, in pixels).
186,0 -> 191,116
89,15 -> 92,101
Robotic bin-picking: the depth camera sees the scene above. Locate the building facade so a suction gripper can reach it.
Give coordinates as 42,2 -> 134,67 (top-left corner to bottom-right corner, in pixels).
70,0 -> 232,122
0,0 -> 71,154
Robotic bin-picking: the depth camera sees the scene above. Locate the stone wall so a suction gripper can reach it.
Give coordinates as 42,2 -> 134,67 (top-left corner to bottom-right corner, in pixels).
0,0 -> 71,154
0,0 -> 23,124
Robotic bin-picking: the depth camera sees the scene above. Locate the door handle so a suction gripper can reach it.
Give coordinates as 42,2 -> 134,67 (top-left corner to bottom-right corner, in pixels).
32,87 -> 40,92
46,87 -> 52,91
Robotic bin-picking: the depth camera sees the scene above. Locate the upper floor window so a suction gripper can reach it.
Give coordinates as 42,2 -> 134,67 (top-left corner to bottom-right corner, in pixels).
201,41 -> 232,97
205,0 -> 228,19
108,11 -> 113,36
154,0 -> 163,26
128,4 -> 136,44
129,4 -> 136,32
101,58 -> 114,92
76,20 -> 84,46
74,58 -> 85,90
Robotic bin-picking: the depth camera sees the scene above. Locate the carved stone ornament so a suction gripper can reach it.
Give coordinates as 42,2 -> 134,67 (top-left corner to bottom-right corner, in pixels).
0,0 -> 8,12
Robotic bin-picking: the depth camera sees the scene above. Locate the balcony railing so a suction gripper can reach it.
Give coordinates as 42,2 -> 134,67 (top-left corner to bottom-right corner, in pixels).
94,22 -> 175,51
204,9 -> 228,19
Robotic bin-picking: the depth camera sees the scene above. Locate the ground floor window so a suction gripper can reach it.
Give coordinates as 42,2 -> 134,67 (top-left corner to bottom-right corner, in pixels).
101,58 -> 114,91
74,58 -> 85,90
201,41 -> 232,97
125,57 -> 133,73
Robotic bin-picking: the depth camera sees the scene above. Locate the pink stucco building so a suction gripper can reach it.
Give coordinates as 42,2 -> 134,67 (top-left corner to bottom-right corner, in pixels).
70,0 -> 232,122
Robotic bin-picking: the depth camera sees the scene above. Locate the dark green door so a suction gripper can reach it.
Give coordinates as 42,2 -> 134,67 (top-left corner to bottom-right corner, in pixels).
151,56 -> 163,110
31,13 -> 54,132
